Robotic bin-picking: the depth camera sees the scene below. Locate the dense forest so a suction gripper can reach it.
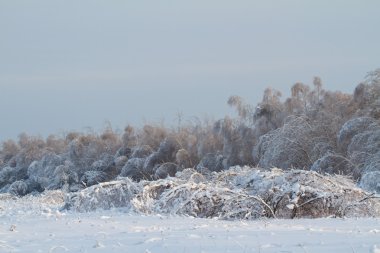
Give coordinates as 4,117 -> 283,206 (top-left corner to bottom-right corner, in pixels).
1,69 -> 379,197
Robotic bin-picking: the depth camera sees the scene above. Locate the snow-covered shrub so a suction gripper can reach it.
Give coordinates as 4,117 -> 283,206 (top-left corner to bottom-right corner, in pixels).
252,129 -> 279,165
0,167 -> 14,188
175,149 -> 191,169
176,168 -> 207,183
67,131 -> 121,174
345,121 -> 380,178
359,171 -> 380,193
311,153 -> 355,176
154,163 -> 178,179
64,166 -> 380,219
121,125 -> 137,148
90,155 -> 119,180
357,150 -> 380,190
0,140 -> 19,164
27,153 -> 64,190
99,126 -> 121,151
114,155 -> 128,170
353,70 -> 380,118
80,171 -> 108,187
136,124 -> 168,150
24,179 -> 44,193
337,117 -> 377,154
310,141 -> 334,162
15,133 -> 48,169
63,178 -> 141,212
49,162 -> 79,190
157,137 -> 178,161
161,168 -> 379,218
319,90 -> 353,119
363,152 -> 380,173
45,134 -> 66,154
138,137 -> 178,177
151,181 -> 267,219
67,138 -> 87,169
353,154 -> 380,179
196,153 -> 226,173
213,118 -> 239,166
348,128 -> 380,158
253,88 -> 285,136
130,145 -> 153,159
236,125 -> 256,164
89,159 -> 107,171
194,121 -> 224,162
115,146 -> 131,158
120,158 -> 146,181
254,116 -> 315,169
213,117 -> 255,167
8,180 -> 28,196
0,166 -> 27,189
143,152 -> 163,176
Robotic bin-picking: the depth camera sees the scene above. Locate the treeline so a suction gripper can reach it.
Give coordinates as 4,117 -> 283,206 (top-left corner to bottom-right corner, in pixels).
0,69 -> 379,196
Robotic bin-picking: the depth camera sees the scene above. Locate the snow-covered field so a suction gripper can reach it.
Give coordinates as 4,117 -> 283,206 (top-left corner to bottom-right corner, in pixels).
1,191 -> 380,253
1,211 -> 380,253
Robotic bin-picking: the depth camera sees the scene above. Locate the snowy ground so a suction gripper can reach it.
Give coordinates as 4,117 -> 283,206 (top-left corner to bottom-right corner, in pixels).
1,212 -> 380,253
1,192 -> 380,253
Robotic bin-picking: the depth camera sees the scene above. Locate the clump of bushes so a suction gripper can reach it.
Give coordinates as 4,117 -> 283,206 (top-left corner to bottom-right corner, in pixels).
0,69 -> 379,196
65,166 -> 380,219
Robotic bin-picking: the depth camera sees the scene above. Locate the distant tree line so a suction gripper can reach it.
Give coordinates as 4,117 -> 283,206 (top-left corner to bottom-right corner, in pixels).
1,69 -> 379,196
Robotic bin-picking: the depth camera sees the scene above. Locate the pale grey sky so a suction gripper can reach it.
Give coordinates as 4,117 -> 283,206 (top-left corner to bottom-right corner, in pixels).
0,0 -> 379,141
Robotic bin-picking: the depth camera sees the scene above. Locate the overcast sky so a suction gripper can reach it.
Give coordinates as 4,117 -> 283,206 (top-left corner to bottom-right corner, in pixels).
0,0 -> 379,141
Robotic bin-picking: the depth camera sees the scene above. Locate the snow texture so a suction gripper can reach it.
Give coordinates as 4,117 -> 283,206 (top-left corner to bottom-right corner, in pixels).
1,205 -> 380,253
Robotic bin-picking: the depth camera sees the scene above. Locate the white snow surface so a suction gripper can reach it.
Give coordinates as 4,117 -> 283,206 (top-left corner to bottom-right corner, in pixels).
1,166 -> 380,252
1,206 -> 380,253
